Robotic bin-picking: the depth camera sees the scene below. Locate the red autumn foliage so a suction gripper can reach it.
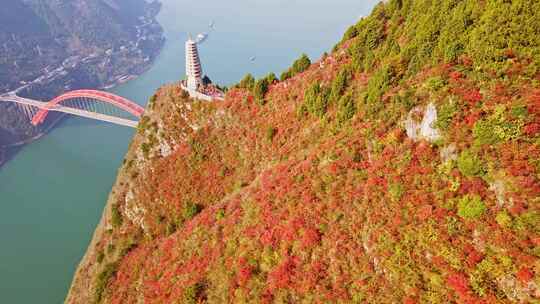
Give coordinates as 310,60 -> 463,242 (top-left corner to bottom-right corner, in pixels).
236,258 -> 253,287
403,297 -> 416,304
464,110 -> 482,127
529,90 -> 540,115
300,228 -> 321,249
450,71 -> 463,81
523,123 -> 540,136
463,244 -> 484,267
504,49 -> 516,59
267,255 -> 299,291
463,88 -> 483,105
447,273 -> 470,297
417,205 -> 433,221
516,267 -> 534,283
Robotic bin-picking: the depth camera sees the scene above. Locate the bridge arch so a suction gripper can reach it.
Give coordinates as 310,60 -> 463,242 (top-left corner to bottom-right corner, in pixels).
31,90 -> 145,126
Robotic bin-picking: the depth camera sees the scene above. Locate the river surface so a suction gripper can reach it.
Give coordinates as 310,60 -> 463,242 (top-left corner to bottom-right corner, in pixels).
0,0 -> 377,302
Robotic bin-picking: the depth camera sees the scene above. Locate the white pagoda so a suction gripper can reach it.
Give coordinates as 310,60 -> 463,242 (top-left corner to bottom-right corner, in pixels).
185,37 -> 203,91
181,36 -> 223,101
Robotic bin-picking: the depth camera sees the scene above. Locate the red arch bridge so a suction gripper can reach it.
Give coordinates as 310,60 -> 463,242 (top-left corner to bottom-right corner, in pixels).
0,90 -> 145,128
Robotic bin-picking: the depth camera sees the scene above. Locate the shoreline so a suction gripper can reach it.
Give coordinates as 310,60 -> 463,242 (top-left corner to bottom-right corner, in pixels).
1,113 -> 66,149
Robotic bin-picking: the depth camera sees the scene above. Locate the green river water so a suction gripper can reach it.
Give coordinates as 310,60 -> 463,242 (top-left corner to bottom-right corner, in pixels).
0,0 -> 377,302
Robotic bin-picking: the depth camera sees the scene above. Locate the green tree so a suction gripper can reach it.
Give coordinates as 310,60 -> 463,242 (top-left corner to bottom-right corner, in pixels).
281,53 -> 312,81
363,63 -> 395,116
253,78 -> 269,105
183,282 -> 206,304
301,82 -> 330,118
280,70 -> 292,81
435,100 -> 458,130
330,66 -> 352,103
457,150 -> 484,177
111,204 -> 123,228
457,194 -> 486,220
291,53 -> 311,74
238,73 -> 255,90
336,93 -> 356,124
265,72 -> 278,84
266,126 -> 277,142
342,25 -> 359,42
473,106 -> 522,146
94,262 -> 119,303
183,201 -> 202,220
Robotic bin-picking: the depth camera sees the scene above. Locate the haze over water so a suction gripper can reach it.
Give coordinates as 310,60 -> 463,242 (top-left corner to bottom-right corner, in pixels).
0,0 -> 378,302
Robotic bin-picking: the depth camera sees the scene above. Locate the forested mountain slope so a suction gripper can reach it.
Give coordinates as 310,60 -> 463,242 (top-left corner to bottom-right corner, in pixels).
69,1 -> 540,303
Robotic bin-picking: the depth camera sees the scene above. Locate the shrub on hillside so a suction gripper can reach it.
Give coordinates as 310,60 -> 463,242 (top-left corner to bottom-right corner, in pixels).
473,106 -> 522,146
336,93 -> 356,124
265,72 -> 278,84
388,182 -> 405,202
435,99 -> 458,130
330,65 -> 353,103
299,82 -> 330,118
292,54 -> 311,74
140,142 -> 151,159
342,0 -> 540,75
281,54 -> 311,81
137,116 -> 150,133
457,194 -> 486,220
96,250 -> 105,264
363,63 -> 395,116
182,201 -> 202,220
342,25 -> 358,41
183,282 -> 206,304
468,0 -> 540,72
280,70 -> 292,81
266,126 -> 277,142
425,76 -> 447,92
94,262 -> 119,303
514,211 -> 540,233
457,150 -> 484,177
353,5 -> 386,51
111,204 -> 123,228
238,73 -> 255,90
496,211 -> 512,228
253,78 -> 269,105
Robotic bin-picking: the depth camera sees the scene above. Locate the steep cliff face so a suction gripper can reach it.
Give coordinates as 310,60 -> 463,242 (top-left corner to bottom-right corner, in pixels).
70,1 -> 540,303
